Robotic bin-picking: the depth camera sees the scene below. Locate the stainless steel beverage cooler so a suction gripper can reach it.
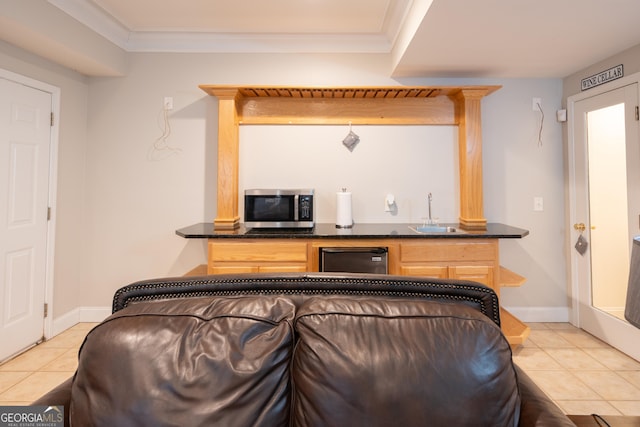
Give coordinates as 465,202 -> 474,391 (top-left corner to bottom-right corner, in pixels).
319,247 -> 388,274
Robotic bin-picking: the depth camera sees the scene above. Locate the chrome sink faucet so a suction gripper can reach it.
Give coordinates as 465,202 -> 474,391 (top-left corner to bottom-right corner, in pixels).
427,193 -> 434,224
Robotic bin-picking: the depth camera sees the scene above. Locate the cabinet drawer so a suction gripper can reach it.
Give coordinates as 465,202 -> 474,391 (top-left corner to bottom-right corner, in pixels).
399,265 -> 448,278
209,241 -> 308,262
209,264 -> 307,274
258,265 -> 308,273
209,265 -> 258,274
399,240 -> 497,262
450,265 -> 494,287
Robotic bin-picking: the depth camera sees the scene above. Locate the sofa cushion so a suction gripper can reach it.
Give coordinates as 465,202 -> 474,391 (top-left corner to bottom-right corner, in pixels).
70,296 -> 295,427
292,296 -> 520,427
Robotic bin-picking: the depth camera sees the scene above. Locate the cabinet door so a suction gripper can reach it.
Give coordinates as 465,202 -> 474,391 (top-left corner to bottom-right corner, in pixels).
449,265 -> 494,288
398,265 -> 448,279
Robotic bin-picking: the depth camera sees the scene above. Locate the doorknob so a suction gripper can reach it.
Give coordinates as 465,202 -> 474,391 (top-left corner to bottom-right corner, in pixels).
573,223 -> 596,231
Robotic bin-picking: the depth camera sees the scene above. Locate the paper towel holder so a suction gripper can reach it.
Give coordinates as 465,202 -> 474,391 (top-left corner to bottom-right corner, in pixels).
336,188 -> 354,228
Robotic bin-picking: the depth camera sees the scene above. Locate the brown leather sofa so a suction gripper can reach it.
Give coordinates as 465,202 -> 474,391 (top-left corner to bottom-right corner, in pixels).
35,273 -> 575,426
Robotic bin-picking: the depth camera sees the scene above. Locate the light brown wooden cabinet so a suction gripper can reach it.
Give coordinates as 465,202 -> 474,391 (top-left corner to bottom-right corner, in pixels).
400,265 -> 495,287
208,240 -> 308,274
397,239 -> 498,293
207,237 -> 530,348
396,239 -> 528,346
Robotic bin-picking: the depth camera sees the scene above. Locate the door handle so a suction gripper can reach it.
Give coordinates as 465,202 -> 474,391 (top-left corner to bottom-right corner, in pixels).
573,223 -> 596,232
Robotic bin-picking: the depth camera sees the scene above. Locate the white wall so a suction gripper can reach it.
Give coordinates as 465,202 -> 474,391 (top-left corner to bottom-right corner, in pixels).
1,41 -> 570,321
564,44 -> 640,99
480,78 -> 567,319
84,54 -> 568,320
83,52 -> 395,306
240,125 -> 459,224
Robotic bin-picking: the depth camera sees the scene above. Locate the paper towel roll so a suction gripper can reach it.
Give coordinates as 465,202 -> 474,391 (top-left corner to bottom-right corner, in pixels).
336,190 -> 353,228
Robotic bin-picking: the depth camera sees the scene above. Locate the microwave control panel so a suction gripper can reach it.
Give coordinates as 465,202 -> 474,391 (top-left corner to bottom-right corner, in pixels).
299,195 -> 313,220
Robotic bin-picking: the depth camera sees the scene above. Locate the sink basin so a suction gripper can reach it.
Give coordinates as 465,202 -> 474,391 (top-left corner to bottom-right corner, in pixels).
410,225 -> 458,233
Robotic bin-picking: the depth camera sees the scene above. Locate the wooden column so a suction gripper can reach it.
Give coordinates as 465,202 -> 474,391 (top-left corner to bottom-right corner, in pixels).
454,89 -> 490,230
211,89 -> 241,229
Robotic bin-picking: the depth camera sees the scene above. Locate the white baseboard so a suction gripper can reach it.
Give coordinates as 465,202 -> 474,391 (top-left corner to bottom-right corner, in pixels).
78,306 -> 112,322
503,306 -> 571,323
50,306 -> 111,338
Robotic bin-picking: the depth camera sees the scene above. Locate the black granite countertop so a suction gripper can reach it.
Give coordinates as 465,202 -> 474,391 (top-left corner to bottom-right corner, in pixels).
176,223 -> 529,239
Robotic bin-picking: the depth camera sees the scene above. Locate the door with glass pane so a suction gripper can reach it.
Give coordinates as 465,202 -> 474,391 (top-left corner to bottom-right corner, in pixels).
569,82 -> 640,360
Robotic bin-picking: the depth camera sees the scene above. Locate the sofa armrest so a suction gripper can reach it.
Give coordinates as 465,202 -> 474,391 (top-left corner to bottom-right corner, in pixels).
515,365 -> 575,427
31,377 -> 72,427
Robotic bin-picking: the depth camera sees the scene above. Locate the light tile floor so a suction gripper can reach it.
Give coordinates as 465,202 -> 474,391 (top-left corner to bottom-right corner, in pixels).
1,321 -> 640,416
0,323 -> 97,405
513,322 -> 640,416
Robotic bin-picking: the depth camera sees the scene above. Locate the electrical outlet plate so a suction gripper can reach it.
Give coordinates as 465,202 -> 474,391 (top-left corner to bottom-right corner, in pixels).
556,109 -> 567,122
532,97 -> 542,111
534,196 -> 544,211
164,97 -> 174,110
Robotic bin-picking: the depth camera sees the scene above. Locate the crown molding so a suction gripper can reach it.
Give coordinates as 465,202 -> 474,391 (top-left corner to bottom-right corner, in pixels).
48,0 -> 130,48
48,0 -> 395,54
124,32 -> 392,53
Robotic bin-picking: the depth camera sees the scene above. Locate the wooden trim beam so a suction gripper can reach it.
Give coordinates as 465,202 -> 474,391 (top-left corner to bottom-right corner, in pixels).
238,96 -> 456,125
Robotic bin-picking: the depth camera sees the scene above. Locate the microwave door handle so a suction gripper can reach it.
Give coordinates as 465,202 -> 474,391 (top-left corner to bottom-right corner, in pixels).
294,194 -> 299,221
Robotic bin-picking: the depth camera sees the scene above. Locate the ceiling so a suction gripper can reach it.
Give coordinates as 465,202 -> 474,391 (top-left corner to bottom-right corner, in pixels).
8,0 -> 640,78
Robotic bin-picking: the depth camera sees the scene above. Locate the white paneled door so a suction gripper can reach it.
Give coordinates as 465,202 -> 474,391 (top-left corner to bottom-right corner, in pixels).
0,77 -> 52,362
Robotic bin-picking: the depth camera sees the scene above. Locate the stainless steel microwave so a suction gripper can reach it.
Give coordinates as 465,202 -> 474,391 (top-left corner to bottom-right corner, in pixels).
244,189 -> 314,229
